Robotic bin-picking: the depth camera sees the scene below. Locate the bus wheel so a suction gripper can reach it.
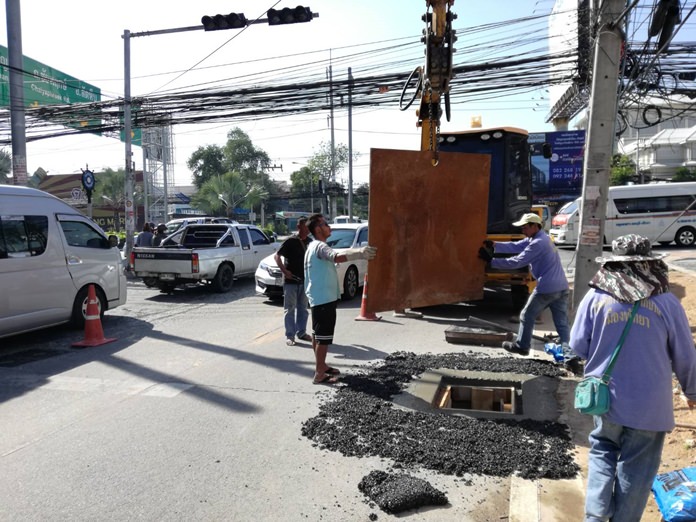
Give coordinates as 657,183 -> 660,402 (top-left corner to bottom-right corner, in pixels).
511,285 -> 529,312
675,227 -> 696,247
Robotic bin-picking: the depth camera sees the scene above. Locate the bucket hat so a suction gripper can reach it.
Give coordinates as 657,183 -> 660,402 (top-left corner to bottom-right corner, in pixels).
595,234 -> 667,264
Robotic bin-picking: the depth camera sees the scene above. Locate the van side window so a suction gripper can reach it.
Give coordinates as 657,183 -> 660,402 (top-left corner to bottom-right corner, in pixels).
59,221 -> 106,248
0,215 -> 48,258
614,195 -> 696,214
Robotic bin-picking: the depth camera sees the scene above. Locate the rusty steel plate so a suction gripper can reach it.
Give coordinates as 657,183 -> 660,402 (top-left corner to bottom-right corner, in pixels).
366,148 -> 490,314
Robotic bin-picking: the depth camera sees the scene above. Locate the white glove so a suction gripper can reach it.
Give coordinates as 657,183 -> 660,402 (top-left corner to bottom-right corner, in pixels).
344,245 -> 377,261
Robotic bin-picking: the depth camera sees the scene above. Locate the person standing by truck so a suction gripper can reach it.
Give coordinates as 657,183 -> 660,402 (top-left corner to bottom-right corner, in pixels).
274,217 -> 312,346
304,214 -> 376,384
135,223 -> 154,247
478,213 -> 575,367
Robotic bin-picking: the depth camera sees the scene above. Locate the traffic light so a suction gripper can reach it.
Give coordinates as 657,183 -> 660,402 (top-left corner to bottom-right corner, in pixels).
267,6 -> 314,25
201,12 -> 248,31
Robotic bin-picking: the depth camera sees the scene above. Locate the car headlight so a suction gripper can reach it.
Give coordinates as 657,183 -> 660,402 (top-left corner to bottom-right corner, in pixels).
260,261 -> 271,273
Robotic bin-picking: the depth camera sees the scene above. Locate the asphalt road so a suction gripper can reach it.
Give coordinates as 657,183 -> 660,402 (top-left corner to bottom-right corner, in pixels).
1,244 -> 691,521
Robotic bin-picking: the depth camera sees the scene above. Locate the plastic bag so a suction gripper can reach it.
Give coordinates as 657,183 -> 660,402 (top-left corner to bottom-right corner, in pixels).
652,467 -> 696,522
544,342 -> 565,362
574,376 -> 610,415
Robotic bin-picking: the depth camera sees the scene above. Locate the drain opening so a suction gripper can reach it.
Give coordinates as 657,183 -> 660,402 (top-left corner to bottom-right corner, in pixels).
434,384 -> 516,414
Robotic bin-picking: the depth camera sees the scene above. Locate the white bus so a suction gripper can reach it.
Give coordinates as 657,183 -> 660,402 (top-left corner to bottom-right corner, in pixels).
550,182 -> 696,246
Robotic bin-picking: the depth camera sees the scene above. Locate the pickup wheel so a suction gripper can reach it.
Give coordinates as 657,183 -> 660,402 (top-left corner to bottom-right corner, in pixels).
142,277 -> 158,288
341,266 -> 359,301
213,264 -> 235,293
71,285 -> 105,328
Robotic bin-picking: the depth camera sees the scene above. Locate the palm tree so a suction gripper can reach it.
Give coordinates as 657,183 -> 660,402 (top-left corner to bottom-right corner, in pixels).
191,172 -> 256,218
0,149 -> 12,184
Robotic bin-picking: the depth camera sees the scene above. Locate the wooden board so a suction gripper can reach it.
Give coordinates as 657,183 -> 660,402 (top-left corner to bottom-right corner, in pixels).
366,148 -> 490,314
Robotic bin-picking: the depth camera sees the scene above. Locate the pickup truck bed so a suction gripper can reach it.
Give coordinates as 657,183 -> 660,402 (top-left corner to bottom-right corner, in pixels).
131,224 -> 277,293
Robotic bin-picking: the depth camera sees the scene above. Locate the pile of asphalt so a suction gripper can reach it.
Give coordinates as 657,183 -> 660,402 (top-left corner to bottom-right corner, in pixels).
358,470 -> 448,514
302,351 -> 579,480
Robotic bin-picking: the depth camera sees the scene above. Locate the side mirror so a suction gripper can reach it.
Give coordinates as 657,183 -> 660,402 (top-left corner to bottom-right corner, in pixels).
108,235 -> 119,248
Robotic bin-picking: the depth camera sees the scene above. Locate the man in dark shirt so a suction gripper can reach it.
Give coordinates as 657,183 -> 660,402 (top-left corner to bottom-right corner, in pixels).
275,217 -> 312,346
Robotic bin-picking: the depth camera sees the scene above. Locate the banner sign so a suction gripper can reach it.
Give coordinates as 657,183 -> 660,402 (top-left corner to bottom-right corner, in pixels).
530,130 -> 585,199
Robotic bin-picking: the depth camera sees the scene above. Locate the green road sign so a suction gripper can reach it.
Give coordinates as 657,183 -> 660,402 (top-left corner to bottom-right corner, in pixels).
0,45 -> 102,133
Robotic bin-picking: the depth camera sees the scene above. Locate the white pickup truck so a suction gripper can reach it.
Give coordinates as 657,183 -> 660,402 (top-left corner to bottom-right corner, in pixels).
131,224 -> 277,293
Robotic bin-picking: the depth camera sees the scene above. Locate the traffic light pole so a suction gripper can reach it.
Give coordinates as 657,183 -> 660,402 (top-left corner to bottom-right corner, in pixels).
571,0 -> 625,312
121,10 -> 318,262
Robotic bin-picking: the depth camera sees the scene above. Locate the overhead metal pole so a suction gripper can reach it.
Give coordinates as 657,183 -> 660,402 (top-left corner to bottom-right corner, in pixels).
572,0 -> 625,312
6,0 -> 27,185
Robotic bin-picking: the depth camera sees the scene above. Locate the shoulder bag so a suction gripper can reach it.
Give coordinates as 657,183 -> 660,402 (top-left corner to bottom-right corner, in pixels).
574,301 -> 640,415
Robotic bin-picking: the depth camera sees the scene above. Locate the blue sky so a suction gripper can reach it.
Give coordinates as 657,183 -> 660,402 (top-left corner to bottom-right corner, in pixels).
0,0 -> 564,185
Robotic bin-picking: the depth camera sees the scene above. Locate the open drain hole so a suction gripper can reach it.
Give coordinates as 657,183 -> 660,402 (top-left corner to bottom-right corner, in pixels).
435,384 -> 516,414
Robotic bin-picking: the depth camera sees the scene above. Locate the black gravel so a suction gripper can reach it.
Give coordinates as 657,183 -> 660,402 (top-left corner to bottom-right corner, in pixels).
358,470 -> 448,514
301,351 -> 580,480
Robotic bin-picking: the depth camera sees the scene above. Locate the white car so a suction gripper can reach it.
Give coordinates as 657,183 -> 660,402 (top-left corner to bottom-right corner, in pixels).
255,223 -> 369,301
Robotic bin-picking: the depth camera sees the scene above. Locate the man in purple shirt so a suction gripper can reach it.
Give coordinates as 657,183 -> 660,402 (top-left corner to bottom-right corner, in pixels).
570,234 -> 696,521
478,213 -> 572,364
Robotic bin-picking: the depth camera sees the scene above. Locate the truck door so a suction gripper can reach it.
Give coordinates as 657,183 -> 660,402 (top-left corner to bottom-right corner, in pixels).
248,227 -> 277,269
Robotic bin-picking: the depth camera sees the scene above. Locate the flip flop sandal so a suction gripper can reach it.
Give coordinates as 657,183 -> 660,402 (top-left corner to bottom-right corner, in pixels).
313,374 -> 339,385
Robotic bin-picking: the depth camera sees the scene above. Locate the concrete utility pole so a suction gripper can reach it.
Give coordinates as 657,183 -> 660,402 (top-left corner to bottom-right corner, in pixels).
6,0 -> 27,185
572,0 -> 626,311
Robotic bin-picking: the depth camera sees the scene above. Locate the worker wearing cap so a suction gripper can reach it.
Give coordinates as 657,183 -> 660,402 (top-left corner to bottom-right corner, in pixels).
478,212 -> 575,369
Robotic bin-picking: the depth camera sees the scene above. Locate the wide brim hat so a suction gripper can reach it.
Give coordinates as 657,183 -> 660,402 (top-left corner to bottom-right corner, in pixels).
595,233 -> 667,264
512,213 -> 543,227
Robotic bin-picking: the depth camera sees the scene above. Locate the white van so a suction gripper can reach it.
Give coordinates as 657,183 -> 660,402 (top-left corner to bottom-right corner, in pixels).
550,182 -> 696,246
0,186 -> 127,339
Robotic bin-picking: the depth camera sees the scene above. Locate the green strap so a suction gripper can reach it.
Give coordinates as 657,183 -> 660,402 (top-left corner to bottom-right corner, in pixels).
602,301 -> 640,383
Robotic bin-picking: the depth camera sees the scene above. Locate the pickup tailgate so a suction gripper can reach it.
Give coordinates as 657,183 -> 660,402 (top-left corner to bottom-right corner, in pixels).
132,248 -> 197,277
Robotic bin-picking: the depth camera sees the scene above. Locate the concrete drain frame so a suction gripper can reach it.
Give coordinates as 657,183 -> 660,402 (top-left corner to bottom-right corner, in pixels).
393,368 -> 560,422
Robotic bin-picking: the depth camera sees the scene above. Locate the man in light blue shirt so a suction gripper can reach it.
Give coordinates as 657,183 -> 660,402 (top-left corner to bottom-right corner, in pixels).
304,214 -> 376,385
478,212 -> 571,363
570,234 -> 696,521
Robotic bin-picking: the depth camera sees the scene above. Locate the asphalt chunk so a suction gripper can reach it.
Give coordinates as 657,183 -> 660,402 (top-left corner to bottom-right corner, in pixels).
301,351 -> 579,480
358,470 -> 448,514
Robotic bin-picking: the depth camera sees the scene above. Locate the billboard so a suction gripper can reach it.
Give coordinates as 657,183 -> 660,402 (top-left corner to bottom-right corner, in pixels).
530,130 -> 585,201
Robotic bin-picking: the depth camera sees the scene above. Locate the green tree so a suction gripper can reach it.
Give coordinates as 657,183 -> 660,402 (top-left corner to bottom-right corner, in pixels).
610,154 -> 636,186
673,167 -> 696,182
190,171 -> 266,219
289,165 -> 320,212
0,149 -> 11,184
92,168 -> 129,231
187,145 -> 225,189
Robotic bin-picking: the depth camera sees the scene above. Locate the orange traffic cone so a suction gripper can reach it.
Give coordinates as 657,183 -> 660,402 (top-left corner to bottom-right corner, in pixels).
355,273 -> 382,321
72,284 -> 117,347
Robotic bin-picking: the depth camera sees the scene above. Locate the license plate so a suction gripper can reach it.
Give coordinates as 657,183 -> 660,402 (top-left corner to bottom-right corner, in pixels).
159,273 -> 175,281
274,277 -> 283,286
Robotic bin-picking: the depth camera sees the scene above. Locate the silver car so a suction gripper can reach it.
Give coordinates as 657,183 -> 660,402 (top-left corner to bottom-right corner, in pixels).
255,223 -> 369,301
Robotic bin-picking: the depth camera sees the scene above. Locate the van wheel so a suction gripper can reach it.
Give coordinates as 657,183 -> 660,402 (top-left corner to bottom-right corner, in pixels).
511,285 -> 529,312
213,264 -> 234,293
675,227 -> 696,247
71,286 -> 105,328
342,266 -> 359,300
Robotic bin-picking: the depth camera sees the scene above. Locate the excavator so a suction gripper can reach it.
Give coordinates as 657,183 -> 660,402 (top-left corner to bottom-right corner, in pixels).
400,0 -> 540,310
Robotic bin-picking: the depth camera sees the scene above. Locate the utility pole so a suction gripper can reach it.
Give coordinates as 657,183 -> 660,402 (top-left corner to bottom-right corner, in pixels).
572,0 -> 625,311
6,0 -> 27,185
347,67 -> 354,221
